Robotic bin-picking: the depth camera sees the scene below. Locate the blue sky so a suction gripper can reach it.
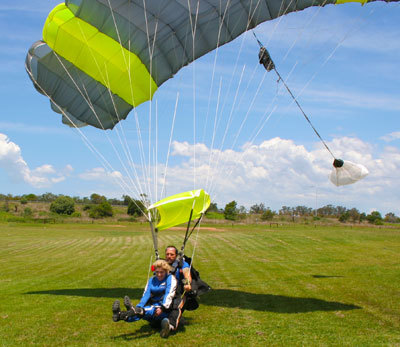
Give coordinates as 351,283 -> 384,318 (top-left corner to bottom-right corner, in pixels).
0,1 -> 399,215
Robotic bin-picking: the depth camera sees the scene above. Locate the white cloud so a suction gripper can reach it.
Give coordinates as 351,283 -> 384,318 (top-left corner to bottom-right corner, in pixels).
380,131 -> 400,142
0,133 -> 70,188
155,137 -> 400,214
79,167 -> 123,181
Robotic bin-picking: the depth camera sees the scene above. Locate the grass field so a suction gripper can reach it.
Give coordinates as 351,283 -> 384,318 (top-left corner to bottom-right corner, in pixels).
1,222 -> 399,346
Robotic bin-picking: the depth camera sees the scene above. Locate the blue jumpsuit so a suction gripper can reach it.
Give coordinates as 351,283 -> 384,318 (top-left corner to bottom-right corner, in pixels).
126,273 -> 177,323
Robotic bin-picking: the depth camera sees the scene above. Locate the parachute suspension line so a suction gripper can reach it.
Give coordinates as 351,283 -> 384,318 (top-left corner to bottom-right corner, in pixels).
205,1 -> 264,195
205,77 -> 223,190
100,68 -> 148,201
79,7 -> 142,201
155,101 -> 159,202
187,213 -> 204,273
56,51 -> 146,210
207,64 -> 269,198
201,0 -> 232,144
254,32 -> 336,160
142,0 -> 160,205
146,252 -> 154,284
282,2 -> 325,62
56,21 -> 151,216
179,200 -> 195,257
149,222 -> 159,260
25,66 -> 149,220
160,93 -> 179,200
187,0 -> 201,190
106,0 -> 151,206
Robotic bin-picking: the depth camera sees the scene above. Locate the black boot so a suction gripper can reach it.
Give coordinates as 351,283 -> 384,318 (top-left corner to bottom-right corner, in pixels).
112,300 -> 121,322
124,295 -> 133,311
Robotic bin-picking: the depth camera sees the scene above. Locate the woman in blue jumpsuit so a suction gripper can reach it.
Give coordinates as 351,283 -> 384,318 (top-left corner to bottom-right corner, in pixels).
112,259 -> 177,337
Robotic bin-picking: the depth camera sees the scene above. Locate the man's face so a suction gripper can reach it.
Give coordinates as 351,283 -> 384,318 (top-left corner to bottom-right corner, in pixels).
165,247 -> 177,264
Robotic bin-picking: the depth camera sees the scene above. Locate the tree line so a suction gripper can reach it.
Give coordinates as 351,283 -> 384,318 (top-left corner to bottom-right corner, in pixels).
210,201 -> 399,225
1,193 -> 399,224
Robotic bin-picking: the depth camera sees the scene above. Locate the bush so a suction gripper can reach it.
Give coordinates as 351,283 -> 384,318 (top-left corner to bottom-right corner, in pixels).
366,211 -> 383,224
50,196 -> 75,215
71,211 -> 82,218
83,204 -> 91,211
224,201 -> 238,221
20,198 -> 28,205
127,199 -> 145,217
261,209 -> 275,221
23,207 -> 33,217
89,201 -> 113,219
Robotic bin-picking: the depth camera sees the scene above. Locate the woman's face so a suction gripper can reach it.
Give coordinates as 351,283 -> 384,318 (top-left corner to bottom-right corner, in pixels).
155,267 -> 167,281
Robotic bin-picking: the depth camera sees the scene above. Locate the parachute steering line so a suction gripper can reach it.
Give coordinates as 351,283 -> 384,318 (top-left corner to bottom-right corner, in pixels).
253,31 -> 336,160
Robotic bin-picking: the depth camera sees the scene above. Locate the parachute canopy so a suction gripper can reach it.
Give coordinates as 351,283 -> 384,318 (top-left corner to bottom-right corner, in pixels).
148,189 -> 210,231
26,0 -> 397,130
330,160 -> 369,186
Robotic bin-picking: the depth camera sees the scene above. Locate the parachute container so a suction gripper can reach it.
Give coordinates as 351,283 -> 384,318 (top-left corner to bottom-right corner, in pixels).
329,160 -> 369,186
148,189 -> 210,231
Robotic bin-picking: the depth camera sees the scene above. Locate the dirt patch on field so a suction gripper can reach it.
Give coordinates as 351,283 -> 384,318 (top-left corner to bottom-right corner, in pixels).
170,226 -> 224,231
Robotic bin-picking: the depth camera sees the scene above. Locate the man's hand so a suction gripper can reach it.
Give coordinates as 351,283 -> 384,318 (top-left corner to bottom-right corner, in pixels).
184,283 -> 192,292
155,307 -> 162,317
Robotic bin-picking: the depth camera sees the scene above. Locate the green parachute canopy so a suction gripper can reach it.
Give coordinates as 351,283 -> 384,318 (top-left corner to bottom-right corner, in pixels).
148,189 -> 210,231
26,0 -> 398,130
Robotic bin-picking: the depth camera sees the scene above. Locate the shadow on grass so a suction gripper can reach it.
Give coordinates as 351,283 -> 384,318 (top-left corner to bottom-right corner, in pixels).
201,289 -> 361,313
312,275 -> 344,279
26,287 -> 143,299
111,324 -> 156,341
111,317 -> 188,341
26,288 -> 360,313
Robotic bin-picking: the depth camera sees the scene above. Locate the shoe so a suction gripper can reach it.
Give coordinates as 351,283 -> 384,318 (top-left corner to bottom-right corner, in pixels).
160,318 -> 171,338
119,311 -> 130,321
112,300 -> 121,322
124,296 -> 133,311
134,305 -> 144,316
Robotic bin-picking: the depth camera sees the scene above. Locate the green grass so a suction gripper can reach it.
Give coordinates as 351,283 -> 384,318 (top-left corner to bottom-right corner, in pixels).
1,222 -> 400,346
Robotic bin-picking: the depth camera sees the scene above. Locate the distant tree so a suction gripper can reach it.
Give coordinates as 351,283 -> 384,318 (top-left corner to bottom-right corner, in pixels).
72,196 -> 82,203
224,201 -> 238,221
366,211 -> 383,224
90,193 -> 106,204
238,205 -> 247,214
123,195 -> 132,206
20,197 -> 28,205
89,201 -> 113,219
50,196 -> 75,215
250,203 -> 266,214
261,209 -> 275,221
338,212 -> 350,223
207,202 -> 219,213
108,198 -> 124,205
39,192 -> 58,202
127,199 -> 145,217
359,212 -> 367,222
348,208 -> 361,223
25,194 -> 37,201
384,212 -> 400,223
279,206 -> 292,215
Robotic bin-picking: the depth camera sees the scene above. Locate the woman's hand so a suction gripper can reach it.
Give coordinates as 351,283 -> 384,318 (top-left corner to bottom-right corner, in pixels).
155,307 -> 162,317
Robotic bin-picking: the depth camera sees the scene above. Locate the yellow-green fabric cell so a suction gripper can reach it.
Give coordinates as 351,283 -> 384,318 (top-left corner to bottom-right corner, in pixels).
42,3 -> 157,107
149,189 -> 211,231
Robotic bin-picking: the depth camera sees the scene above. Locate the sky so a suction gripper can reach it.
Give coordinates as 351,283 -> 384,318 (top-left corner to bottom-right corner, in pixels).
0,0 -> 399,215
